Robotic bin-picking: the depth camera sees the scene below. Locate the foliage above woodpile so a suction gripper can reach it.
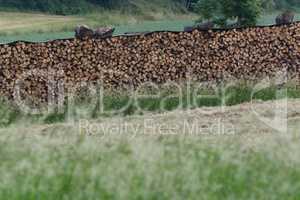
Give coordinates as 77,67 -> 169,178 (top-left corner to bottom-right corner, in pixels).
193,0 -> 262,27
0,0 -> 299,15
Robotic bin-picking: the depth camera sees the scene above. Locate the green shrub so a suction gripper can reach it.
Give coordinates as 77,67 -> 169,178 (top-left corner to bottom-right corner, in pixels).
193,0 -> 262,27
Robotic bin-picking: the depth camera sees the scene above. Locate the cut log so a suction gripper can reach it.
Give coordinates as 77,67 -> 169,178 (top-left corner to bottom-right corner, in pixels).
75,25 -> 94,40
276,11 -> 294,25
94,27 -> 115,39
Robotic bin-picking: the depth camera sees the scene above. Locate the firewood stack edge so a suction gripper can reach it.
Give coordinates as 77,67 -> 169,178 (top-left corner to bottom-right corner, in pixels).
0,22 -> 299,105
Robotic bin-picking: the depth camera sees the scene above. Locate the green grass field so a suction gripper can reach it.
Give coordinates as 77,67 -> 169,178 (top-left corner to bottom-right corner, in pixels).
0,11 -> 195,43
0,98 -> 300,199
0,19 -> 196,43
0,11 -> 299,43
1,83 -> 300,127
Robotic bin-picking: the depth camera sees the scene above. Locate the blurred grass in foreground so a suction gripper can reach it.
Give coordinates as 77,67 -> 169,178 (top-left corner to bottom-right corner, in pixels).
0,128 -> 299,199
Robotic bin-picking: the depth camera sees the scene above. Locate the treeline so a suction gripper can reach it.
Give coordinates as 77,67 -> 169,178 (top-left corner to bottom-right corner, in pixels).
190,0 -> 300,11
0,0 -> 90,14
0,0 -> 298,15
0,0 -> 133,14
261,0 -> 299,10
0,0 -> 185,15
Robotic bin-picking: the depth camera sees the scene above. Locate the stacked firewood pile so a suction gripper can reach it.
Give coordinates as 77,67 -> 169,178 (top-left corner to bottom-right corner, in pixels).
0,22 -> 299,105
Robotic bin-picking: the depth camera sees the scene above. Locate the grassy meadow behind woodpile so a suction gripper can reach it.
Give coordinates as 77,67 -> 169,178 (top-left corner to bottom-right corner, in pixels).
0,10 -> 299,43
0,10 -> 196,43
